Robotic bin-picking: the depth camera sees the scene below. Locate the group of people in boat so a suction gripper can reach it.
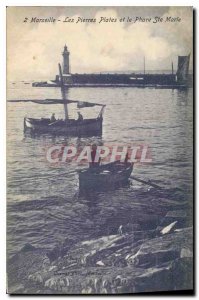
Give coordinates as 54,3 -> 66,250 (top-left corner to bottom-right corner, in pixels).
50,112 -> 84,123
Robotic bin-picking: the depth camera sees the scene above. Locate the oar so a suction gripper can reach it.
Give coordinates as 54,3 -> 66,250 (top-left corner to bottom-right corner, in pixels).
130,175 -> 162,189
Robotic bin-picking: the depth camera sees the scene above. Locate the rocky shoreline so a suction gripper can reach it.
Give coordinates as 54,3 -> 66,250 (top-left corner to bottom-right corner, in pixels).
7,209 -> 193,294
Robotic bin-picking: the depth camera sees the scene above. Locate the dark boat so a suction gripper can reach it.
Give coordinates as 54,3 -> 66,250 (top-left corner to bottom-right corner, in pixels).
23,115 -> 103,136
79,161 -> 133,191
8,64 -> 106,137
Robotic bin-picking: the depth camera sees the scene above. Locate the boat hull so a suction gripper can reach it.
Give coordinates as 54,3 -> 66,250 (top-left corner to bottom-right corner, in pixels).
79,162 -> 133,191
24,117 -> 103,136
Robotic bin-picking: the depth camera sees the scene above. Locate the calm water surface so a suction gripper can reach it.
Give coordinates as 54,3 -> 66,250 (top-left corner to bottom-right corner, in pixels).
7,82 -> 193,257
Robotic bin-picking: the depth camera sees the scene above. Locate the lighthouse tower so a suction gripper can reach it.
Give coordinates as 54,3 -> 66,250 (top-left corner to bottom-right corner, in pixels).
62,45 -> 70,74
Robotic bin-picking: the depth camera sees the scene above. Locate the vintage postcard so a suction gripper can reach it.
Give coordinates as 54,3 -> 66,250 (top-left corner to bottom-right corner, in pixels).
7,6 -> 193,294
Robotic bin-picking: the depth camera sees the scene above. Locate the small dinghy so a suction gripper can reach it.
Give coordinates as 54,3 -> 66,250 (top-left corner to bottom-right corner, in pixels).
79,161 -> 133,191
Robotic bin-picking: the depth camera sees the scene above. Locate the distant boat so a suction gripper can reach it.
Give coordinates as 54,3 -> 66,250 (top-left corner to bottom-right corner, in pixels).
79,161 -> 133,191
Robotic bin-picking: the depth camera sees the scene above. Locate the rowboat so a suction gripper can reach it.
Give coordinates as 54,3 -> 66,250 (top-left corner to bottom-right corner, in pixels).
79,161 -> 133,191
9,64 -> 106,137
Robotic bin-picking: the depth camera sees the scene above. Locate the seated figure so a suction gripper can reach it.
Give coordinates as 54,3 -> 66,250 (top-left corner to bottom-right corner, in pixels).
77,111 -> 83,121
50,113 -> 56,122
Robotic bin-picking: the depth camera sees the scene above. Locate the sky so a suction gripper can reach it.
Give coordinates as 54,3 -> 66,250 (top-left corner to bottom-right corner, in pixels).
7,6 -> 193,81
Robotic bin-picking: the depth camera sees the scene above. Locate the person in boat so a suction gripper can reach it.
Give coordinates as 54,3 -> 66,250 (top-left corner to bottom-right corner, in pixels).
50,113 -> 56,123
77,111 -> 83,121
89,144 -> 101,169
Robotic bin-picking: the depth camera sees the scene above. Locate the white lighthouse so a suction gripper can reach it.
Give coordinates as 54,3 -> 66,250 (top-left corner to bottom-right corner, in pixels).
62,45 -> 70,74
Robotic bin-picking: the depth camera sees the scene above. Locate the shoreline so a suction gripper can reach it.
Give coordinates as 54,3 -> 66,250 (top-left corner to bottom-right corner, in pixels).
32,83 -> 191,89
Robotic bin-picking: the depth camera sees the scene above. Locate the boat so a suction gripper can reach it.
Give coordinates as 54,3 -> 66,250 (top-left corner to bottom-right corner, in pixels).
8,64 -> 106,137
78,161 -> 133,191
23,114 -> 104,136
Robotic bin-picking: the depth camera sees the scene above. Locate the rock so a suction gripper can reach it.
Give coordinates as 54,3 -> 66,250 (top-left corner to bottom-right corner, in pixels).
161,221 -> 178,235
20,243 -> 36,252
7,284 -> 25,294
7,248 -> 50,290
170,257 -> 193,290
96,260 -> 105,266
158,209 -> 192,229
180,248 -> 193,258
47,238 -> 77,262
134,257 -> 193,292
7,227 -> 193,294
166,210 -> 187,218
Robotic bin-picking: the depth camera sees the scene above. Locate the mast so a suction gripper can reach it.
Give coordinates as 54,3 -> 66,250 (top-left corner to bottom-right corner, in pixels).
144,56 -> 145,75
172,61 -> 174,75
58,63 -> 69,120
